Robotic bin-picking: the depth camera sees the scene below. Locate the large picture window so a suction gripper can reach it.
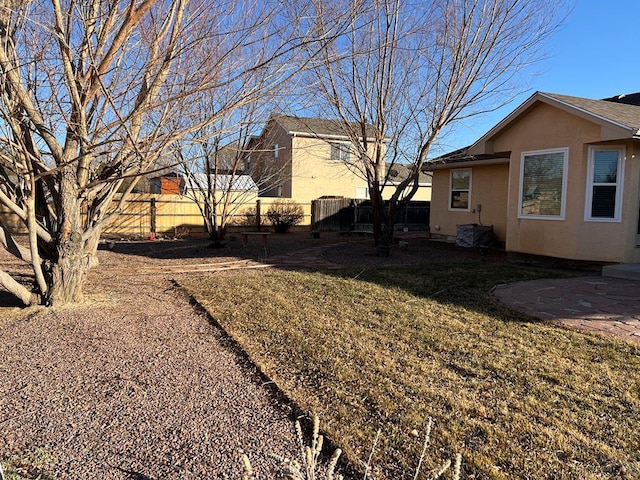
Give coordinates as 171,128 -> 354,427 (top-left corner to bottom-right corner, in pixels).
449,169 -> 471,210
585,146 -> 624,221
519,148 -> 568,219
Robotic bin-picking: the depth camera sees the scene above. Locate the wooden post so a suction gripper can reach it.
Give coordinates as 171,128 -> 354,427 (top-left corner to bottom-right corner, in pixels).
150,198 -> 157,237
256,199 -> 261,232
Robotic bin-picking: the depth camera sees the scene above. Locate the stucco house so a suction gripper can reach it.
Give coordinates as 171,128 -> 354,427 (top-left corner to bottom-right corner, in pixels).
246,114 -> 385,205
382,163 -> 432,202
427,91 -> 640,264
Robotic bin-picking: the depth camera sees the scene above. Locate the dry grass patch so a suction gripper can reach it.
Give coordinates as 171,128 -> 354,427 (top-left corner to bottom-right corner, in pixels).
182,264 -> 640,479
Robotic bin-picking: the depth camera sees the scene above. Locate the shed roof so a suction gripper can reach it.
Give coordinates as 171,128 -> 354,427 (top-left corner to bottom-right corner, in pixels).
184,174 -> 258,192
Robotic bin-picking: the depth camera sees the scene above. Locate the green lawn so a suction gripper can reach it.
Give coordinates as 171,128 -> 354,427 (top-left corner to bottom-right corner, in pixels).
182,263 -> 640,480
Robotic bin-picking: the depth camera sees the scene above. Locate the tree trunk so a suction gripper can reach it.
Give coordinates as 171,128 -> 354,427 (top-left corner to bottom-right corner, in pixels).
44,175 -> 102,306
370,184 -> 387,246
45,227 -> 102,306
380,208 -> 398,246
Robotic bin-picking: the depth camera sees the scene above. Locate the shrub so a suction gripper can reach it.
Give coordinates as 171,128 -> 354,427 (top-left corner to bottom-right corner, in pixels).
266,200 -> 304,233
242,416 -> 462,480
239,207 -> 265,227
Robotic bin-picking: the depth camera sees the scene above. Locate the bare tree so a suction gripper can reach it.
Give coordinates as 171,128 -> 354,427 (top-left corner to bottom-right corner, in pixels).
173,68 -> 293,244
0,0 -> 344,306
175,110 -> 262,244
305,0 -> 567,246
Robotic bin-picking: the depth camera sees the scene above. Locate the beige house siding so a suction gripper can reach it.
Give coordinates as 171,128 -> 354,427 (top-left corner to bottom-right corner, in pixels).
290,135 -> 369,204
252,122 -> 293,198
381,183 -> 432,202
430,164 -> 508,241
253,115 -> 431,209
489,103 -> 640,263
431,97 -> 640,263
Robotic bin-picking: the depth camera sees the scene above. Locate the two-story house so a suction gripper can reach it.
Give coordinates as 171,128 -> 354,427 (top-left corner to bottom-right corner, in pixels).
246,114 -> 384,205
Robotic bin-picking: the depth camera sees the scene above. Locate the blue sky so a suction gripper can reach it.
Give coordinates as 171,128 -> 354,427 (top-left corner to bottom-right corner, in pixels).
441,0 -> 640,153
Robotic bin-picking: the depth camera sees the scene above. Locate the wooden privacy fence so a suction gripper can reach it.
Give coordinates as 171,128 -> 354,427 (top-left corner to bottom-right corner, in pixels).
2,194 -> 430,236
311,197 -> 354,231
0,195 -> 315,236
311,197 -> 431,232
100,194 -> 313,236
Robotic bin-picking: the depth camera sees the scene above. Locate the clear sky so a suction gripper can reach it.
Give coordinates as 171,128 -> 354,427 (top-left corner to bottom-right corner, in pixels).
439,0 -> 640,154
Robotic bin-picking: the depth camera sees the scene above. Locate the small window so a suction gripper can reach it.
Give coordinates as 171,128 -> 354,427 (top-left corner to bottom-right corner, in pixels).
519,148 -> 568,219
355,186 -> 370,199
273,144 -> 279,158
449,169 -> 471,211
585,146 -> 624,222
330,142 -> 351,162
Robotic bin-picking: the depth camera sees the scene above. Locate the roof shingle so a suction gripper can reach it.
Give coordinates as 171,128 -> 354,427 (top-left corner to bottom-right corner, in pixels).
543,92 -> 640,133
271,115 -> 381,139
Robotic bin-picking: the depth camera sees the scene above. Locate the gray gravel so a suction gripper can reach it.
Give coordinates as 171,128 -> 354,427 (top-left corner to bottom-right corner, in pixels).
0,270 -> 299,479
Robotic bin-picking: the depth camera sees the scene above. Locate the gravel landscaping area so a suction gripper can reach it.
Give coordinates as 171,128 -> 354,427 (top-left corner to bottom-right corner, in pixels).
0,232 -> 505,478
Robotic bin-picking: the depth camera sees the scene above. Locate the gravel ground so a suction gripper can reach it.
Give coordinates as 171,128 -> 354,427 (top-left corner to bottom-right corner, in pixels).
0,235 -> 307,479
0,232 -> 502,479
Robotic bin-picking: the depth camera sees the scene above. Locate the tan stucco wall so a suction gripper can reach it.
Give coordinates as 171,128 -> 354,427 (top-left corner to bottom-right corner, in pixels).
253,122 -> 293,198
430,164 -> 509,242
486,103 -> 640,263
289,136 -> 371,204
381,184 -> 431,202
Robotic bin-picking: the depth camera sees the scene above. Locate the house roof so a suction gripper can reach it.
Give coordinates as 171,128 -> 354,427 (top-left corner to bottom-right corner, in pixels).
425,147 -> 510,170
271,114 -> 383,140
542,92 -> 640,133
474,92 -> 640,151
184,174 -> 258,192
425,91 -> 640,170
385,163 -> 432,185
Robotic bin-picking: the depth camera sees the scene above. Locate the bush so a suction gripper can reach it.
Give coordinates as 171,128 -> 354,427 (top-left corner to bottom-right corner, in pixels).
240,207 -> 264,227
266,200 -> 304,233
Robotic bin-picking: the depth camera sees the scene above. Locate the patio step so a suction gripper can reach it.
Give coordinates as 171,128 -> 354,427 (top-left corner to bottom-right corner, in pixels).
602,263 -> 640,280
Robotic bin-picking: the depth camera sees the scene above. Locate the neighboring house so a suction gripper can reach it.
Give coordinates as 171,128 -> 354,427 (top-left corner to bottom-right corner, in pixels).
150,172 -> 184,194
427,91 -> 640,264
246,114 -> 385,205
382,163 -> 432,202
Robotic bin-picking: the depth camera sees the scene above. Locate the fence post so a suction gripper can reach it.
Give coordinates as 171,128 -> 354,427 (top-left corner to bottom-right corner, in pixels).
150,198 -> 157,237
256,199 -> 261,232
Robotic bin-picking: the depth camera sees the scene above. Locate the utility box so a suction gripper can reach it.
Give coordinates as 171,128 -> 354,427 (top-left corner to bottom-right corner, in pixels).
456,224 -> 494,248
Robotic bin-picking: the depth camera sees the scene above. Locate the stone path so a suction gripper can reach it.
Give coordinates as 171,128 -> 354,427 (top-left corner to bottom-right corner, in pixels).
492,276 -> 640,345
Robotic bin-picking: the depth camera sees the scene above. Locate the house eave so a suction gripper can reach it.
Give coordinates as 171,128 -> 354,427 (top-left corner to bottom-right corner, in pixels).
470,92 -> 640,154
540,93 -> 639,136
425,157 -> 510,171
290,131 -> 389,143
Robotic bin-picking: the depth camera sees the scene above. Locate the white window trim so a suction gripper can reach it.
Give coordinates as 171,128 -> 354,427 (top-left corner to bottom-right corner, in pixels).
518,147 -> 569,220
330,141 -> 351,162
273,144 -> 279,158
584,146 -> 625,222
448,168 -> 472,212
